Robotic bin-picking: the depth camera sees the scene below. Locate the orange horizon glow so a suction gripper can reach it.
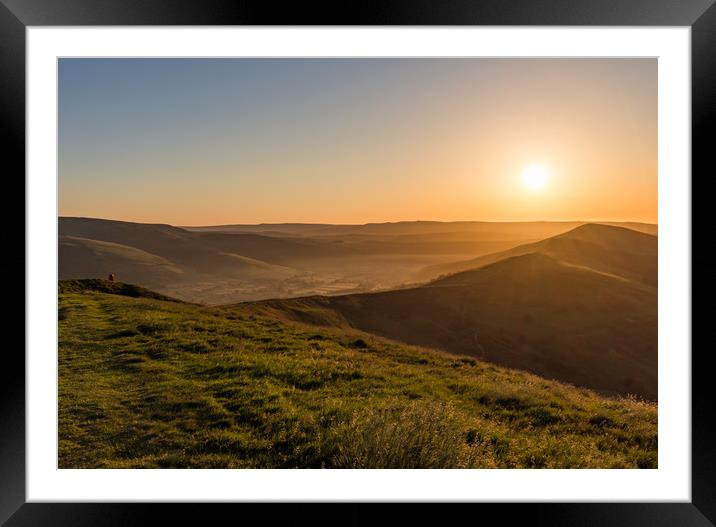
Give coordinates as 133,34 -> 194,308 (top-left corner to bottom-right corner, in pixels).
59,58 -> 657,226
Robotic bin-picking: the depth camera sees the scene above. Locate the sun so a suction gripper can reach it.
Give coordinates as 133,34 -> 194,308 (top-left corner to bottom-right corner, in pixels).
520,165 -> 550,190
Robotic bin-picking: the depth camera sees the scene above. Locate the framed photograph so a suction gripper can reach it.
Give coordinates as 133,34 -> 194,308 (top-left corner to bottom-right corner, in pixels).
3,0 -> 708,524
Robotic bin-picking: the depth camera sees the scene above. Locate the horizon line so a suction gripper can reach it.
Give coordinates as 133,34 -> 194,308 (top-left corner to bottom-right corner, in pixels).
58,215 -> 659,227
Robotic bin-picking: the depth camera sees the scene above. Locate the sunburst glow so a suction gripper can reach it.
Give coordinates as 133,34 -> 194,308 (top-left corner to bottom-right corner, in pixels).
521,165 -> 550,190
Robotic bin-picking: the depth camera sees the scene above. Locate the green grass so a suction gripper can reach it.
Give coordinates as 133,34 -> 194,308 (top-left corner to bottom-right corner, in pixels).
60,279 -> 183,302
59,280 -> 657,468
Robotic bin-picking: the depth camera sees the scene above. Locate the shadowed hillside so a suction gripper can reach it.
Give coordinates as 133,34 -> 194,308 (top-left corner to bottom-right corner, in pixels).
59,217 -> 356,270
59,217 -> 363,303
58,217 -> 603,303
59,281 -> 657,468
418,223 -> 657,284
59,217 -> 657,305
59,236 -> 186,292
241,225 -> 657,399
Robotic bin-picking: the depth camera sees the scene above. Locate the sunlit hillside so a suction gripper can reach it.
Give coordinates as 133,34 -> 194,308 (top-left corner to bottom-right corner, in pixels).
59,280 -> 657,469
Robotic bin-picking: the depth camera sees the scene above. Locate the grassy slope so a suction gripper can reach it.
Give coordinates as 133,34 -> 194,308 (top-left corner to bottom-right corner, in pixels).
59,282 -> 657,469
243,252 -> 657,400
59,279 -> 184,302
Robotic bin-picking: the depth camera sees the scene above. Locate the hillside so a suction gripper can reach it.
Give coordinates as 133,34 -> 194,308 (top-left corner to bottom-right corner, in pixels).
58,217 -> 572,303
59,218 -> 657,305
242,225 -> 657,400
59,236 -> 185,291
59,278 -> 184,302
59,217 -> 355,269
59,280 -> 657,469
183,220 -> 657,238
58,217 -> 350,303
418,223 -> 657,284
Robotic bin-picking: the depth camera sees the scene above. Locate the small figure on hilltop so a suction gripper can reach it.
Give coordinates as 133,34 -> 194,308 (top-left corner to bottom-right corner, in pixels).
108,273 -> 115,282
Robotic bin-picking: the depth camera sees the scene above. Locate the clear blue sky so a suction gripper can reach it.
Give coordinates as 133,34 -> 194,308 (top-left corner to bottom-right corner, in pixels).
59,58 -> 657,225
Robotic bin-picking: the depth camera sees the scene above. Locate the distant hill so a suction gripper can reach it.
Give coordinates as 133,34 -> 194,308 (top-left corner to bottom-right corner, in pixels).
59,236 -> 185,291
52,217 -> 572,303
59,217 -> 355,269
241,224 -> 657,399
58,217 -> 348,303
418,223 -> 657,284
183,219 -> 657,238
59,217 -> 657,306
59,283 -> 657,468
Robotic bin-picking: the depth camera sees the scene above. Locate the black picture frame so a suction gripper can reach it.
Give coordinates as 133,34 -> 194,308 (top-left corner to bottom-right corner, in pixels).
1,1 -> 708,525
